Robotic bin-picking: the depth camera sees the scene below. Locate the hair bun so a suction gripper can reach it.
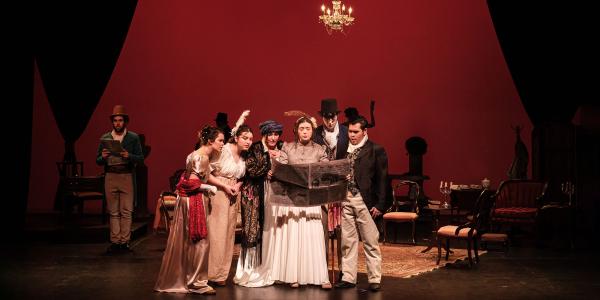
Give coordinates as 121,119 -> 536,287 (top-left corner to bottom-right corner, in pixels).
199,125 -> 212,144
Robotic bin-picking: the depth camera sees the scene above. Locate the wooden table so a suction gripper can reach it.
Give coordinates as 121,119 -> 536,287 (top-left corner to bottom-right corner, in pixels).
420,204 -> 453,253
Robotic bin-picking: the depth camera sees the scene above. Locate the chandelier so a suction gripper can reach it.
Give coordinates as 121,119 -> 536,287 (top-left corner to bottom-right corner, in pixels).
319,1 -> 355,34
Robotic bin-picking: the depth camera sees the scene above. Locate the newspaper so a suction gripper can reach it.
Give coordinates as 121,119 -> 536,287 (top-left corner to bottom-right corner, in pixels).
269,159 -> 350,206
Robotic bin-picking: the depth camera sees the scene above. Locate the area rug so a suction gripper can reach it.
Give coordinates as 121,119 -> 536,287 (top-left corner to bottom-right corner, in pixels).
233,243 -> 485,279
353,243 -> 486,278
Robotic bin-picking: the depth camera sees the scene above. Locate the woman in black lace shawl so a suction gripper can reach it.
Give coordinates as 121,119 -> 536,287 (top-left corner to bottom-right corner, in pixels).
234,120 -> 283,287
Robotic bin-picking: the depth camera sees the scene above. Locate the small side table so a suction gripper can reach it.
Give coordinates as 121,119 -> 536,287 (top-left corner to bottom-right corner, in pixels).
421,204 -> 452,253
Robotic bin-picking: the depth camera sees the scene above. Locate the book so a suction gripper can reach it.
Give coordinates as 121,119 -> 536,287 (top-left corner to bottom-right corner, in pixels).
100,139 -> 124,155
100,139 -> 126,166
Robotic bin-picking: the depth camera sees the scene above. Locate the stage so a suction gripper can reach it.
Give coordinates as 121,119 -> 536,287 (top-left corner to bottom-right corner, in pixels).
2,221 -> 598,300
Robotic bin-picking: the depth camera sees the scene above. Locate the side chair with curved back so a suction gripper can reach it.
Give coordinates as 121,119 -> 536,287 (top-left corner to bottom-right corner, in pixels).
436,189 -> 495,267
382,180 -> 420,244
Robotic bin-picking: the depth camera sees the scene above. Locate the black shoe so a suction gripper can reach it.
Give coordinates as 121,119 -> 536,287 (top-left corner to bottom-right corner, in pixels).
120,243 -> 133,252
106,243 -> 120,254
334,281 -> 356,288
369,283 -> 381,292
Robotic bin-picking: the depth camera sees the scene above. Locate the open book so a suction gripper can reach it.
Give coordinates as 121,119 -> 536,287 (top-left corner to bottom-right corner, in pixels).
100,139 -> 124,155
101,139 -> 126,166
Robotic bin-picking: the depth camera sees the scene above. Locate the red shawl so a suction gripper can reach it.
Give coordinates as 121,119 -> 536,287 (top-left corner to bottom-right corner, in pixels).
176,176 -> 207,242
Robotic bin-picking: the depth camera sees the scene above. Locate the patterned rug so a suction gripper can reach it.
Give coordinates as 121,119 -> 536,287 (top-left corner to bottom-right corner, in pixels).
233,242 -> 485,279
351,243 -> 485,278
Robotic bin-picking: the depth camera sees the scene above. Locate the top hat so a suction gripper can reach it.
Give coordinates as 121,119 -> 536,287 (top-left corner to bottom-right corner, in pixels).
318,98 -> 340,116
215,112 -> 228,122
110,105 -> 129,119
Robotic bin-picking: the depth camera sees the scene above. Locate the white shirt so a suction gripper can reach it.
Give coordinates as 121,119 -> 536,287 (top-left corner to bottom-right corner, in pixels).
111,129 -> 127,142
323,122 -> 339,149
347,134 -> 369,154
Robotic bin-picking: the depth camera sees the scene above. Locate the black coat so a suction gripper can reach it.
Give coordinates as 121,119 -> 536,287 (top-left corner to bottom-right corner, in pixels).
351,140 -> 392,213
314,124 -> 349,160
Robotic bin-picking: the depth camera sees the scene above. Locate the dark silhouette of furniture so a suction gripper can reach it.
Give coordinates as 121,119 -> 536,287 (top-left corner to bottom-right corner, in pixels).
56,161 -> 84,177
61,175 -> 106,224
54,161 -> 84,211
134,133 -> 151,219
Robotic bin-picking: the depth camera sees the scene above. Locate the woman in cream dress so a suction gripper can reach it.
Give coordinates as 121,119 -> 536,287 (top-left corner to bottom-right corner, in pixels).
207,124 -> 253,285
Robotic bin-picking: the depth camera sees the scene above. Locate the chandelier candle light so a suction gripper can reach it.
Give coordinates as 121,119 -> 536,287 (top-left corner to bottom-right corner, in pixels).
319,0 -> 355,34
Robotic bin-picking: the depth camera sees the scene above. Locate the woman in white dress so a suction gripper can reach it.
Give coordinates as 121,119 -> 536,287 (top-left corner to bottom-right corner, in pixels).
233,120 -> 283,287
270,116 -> 332,289
207,122 -> 253,286
154,126 -> 224,295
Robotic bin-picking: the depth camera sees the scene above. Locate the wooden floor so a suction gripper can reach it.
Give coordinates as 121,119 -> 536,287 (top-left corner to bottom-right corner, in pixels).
2,215 -> 599,300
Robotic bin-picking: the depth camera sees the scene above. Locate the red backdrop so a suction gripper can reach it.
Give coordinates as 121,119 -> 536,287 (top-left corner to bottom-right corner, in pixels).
28,0 -> 531,213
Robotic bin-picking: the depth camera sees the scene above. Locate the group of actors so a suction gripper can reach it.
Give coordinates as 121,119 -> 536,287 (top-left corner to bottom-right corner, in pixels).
95,99 -> 390,295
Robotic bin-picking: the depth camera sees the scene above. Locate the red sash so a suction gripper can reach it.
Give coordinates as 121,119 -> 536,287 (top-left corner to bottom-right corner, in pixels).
176,177 -> 207,242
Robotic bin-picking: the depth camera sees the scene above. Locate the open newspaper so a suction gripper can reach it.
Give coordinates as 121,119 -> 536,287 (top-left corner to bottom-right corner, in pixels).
269,159 -> 350,206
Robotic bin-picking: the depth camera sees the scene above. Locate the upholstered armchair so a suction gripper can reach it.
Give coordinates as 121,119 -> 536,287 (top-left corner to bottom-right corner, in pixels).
491,180 -> 548,229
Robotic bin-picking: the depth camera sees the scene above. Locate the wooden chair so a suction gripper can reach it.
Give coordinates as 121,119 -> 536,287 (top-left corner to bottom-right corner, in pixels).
383,180 -> 420,244
450,188 -> 484,224
54,161 -> 84,211
56,161 -> 84,177
436,189 -> 495,267
61,175 -> 106,224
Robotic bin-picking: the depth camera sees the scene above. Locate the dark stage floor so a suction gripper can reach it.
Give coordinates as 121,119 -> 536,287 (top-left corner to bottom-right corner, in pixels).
1,216 -> 599,300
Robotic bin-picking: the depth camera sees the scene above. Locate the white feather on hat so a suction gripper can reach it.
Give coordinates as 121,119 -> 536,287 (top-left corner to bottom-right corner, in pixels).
231,110 -> 250,136
284,110 -> 317,128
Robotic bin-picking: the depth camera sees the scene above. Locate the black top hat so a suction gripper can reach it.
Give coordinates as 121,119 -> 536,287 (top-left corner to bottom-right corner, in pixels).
318,98 -> 340,116
215,112 -> 228,122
